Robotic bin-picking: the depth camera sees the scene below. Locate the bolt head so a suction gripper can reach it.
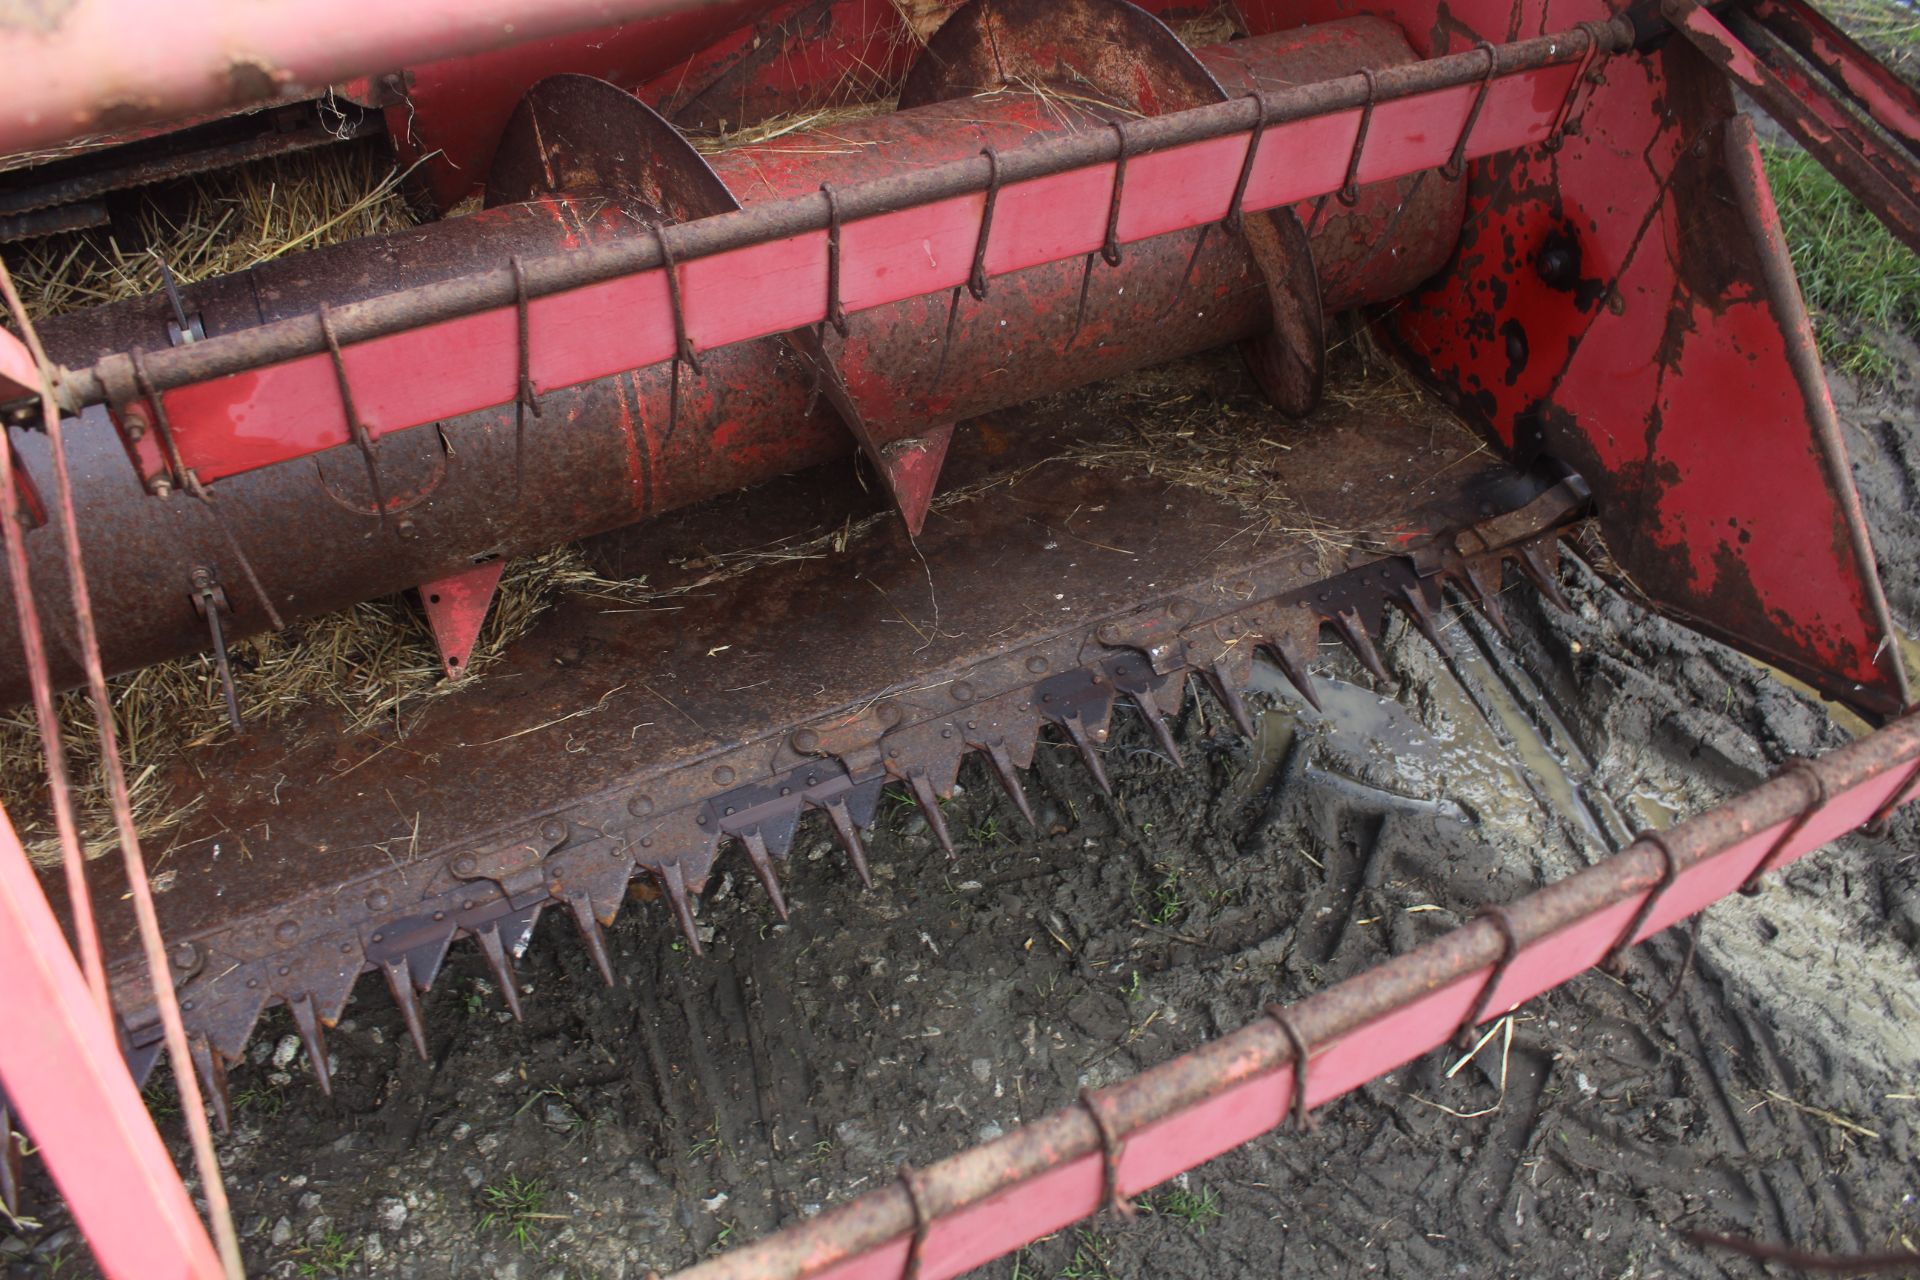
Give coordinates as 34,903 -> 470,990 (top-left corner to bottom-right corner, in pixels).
1170,600 -> 1195,621
713,765 -> 735,785
453,854 -> 477,876
878,704 -> 902,726
171,942 -> 198,969
791,729 -> 820,754
950,682 -> 974,703
540,818 -> 567,843
628,794 -> 655,816
1097,623 -> 1123,645
1026,656 -> 1049,674
274,920 -> 299,942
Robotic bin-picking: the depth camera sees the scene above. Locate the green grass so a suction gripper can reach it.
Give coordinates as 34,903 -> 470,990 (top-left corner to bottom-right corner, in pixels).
292,1230 -> 360,1278
1764,143 -> 1920,382
1150,1184 -> 1223,1232
478,1175 -> 552,1250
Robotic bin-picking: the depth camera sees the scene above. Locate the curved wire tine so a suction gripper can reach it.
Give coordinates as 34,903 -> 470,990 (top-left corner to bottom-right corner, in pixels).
821,183 -> 851,337
1441,43 -> 1500,181
132,349 -> 284,629
968,147 -> 1003,301
1543,21 -> 1607,151
897,1161 -> 935,1280
1337,69 -> 1380,207
1740,758 -> 1826,894
317,302 -> 390,530
1264,1006 -> 1317,1132
1225,92 -> 1270,235
1101,121 -> 1130,268
1602,829 -> 1680,975
1078,1087 -> 1137,1217
1453,906 -> 1519,1050
510,255 -> 542,497
655,223 -> 702,447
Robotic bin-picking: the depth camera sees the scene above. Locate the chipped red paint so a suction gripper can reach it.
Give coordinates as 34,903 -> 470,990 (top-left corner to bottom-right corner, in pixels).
1329,0 -> 1908,715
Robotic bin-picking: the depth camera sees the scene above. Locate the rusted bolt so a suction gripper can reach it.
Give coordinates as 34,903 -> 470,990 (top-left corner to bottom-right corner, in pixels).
791,729 -> 821,754
1169,600 -> 1195,621
453,854 -> 477,876
147,475 -> 173,499
628,794 -> 655,816
540,818 -> 567,843
366,889 -> 390,911
275,920 -> 299,942
1027,656 -> 1049,674
878,703 -> 902,726
951,682 -> 975,703
1097,623 -> 1124,645
171,942 -> 198,969
713,765 -> 735,785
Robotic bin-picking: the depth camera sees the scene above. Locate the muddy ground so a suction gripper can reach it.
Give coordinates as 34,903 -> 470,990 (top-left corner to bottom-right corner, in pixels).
6,332 -> 1918,1280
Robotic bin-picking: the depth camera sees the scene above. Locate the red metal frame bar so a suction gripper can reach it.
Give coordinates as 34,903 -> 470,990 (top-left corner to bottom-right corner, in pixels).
1667,0 -> 1920,252
674,711 -> 1920,1280
0,803 -> 222,1280
0,0 -> 731,158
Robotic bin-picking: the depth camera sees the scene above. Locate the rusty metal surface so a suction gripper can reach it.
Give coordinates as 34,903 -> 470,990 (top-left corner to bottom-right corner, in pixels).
54,390 -> 1580,1108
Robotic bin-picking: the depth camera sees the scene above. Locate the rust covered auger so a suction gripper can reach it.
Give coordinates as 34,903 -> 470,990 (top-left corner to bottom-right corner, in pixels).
7,5 -> 1456,698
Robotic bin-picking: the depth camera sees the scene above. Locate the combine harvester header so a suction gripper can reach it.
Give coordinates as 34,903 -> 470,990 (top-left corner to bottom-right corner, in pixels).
0,0 -> 1915,1274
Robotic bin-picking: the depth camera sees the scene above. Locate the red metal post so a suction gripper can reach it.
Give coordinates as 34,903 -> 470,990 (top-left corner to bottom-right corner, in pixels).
0,805 -> 221,1280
